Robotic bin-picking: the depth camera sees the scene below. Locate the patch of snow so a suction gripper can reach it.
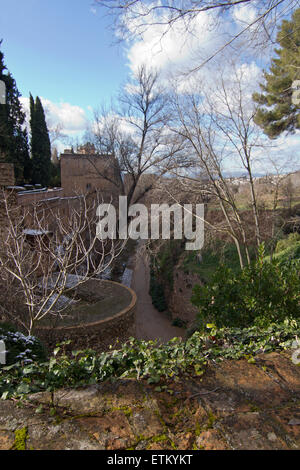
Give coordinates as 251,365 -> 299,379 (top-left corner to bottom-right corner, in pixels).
23,229 -> 51,236
97,265 -> 112,281
121,268 -> 133,287
44,293 -> 77,312
43,273 -> 85,290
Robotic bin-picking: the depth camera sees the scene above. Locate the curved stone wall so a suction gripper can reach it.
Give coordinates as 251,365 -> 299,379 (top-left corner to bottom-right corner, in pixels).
35,279 -> 137,354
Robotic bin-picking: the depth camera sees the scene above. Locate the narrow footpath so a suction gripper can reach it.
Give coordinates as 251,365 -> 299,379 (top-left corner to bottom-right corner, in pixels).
131,252 -> 184,343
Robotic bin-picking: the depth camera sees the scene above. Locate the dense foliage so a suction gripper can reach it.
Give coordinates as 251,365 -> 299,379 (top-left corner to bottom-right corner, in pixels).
149,241 -> 184,311
191,245 -> 300,331
0,320 -> 299,400
149,264 -> 167,312
0,43 -> 31,183
0,45 -> 56,186
253,8 -> 300,138
182,242 -> 243,283
275,232 -> 300,253
30,94 -> 52,186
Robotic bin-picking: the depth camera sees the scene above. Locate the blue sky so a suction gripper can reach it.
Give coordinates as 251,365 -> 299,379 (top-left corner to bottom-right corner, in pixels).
0,0 -> 299,172
0,1 -> 266,117
0,0 -> 129,145
0,0 -> 127,107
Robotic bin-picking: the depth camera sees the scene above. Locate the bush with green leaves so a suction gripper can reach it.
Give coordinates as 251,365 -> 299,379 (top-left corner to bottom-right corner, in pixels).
149,265 -> 167,312
275,232 -> 300,254
172,317 -> 187,328
0,326 -> 47,366
191,244 -> 300,331
273,241 -> 300,264
1,320 -> 299,400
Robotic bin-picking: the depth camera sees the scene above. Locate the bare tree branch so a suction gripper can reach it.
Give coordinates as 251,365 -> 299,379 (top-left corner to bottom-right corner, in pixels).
0,190 -> 126,334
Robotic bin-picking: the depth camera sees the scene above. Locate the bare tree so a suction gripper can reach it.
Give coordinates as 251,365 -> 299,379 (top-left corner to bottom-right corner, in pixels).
84,66 -> 186,215
49,122 -> 68,146
0,190 -> 126,335
256,155 -> 297,256
95,0 -> 299,70
166,66 -> 284,267
282,177 -> 295,212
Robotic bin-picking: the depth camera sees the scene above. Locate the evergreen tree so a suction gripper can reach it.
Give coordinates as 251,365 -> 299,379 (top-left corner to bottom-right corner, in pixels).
253,9 -> 300,138
30,94 -> 52,186
0,42 -> 31,183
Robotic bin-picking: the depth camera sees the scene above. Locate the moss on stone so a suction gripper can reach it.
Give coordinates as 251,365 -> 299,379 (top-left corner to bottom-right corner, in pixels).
110,405 -> 133,417
11,427 -> 28,450
206,410 -> 217,429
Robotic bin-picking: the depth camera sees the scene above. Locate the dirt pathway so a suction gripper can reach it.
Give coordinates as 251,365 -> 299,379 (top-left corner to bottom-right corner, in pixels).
131,252 -> 184,343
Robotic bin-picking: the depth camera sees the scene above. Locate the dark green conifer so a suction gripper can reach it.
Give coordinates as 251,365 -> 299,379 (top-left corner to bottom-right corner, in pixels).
30,95 -> 51,186
253,9 -> 300,138
0,42 -> 31,182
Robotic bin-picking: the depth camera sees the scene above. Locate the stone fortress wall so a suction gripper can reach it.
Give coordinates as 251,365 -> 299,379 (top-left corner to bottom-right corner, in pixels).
0,163 -> 17,234
60,149 -> 122,202
0,162 -> 15,187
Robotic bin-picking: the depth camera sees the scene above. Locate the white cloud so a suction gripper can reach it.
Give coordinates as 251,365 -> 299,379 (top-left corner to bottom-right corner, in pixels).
110,2 -> 299,177
89,111 -> 138,141
125,8 -> 224,79
122,3 -> 266,98
20,97 -> 88,151
268,131 -> 300,168
232,4 -> 258,27
211,61 -> 262,111
42,98 -> 88,133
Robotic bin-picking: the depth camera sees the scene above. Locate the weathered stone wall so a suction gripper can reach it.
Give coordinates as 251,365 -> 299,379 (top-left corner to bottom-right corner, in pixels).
0,164 -> 17,235
0,163 -> 15,187
17,187 -> 98,240
35,280 -> 137,354
60,152 -> 121,202
290,170 -> 300,189
166,265 -> 200,327
0,190 -> 17,233
2,350 -> 300,450
17,188 -> 64,206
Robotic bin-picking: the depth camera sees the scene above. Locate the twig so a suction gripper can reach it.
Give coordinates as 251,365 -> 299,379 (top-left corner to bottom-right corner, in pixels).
186,387 -> 220,400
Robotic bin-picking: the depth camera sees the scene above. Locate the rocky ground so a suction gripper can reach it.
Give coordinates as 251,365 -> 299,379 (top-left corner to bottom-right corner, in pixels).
1,350 -> 300,450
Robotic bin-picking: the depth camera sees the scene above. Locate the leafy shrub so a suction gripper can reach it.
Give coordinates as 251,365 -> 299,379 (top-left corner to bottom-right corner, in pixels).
0,327 -> 47,365
272,241 -> 300,264
0,322 -> 17,333
172,317 -> 187,328
149,270 -> 167,311
1,320 -> 299,400
151,285 -> 167,311
275,232 -> 300,253
182,242 -> 243,283
191,244 -> 300,331
148,241 -> 183,311
291,204 -> 300,217
264,233 -> 300,264
282,211 -> 300,235
156,240 -> 183,289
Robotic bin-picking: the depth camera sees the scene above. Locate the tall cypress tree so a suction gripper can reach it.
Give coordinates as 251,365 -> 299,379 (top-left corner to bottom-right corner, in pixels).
30,94 -> 52,186
0,42 -> 31,183
253,9 -> 300,138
